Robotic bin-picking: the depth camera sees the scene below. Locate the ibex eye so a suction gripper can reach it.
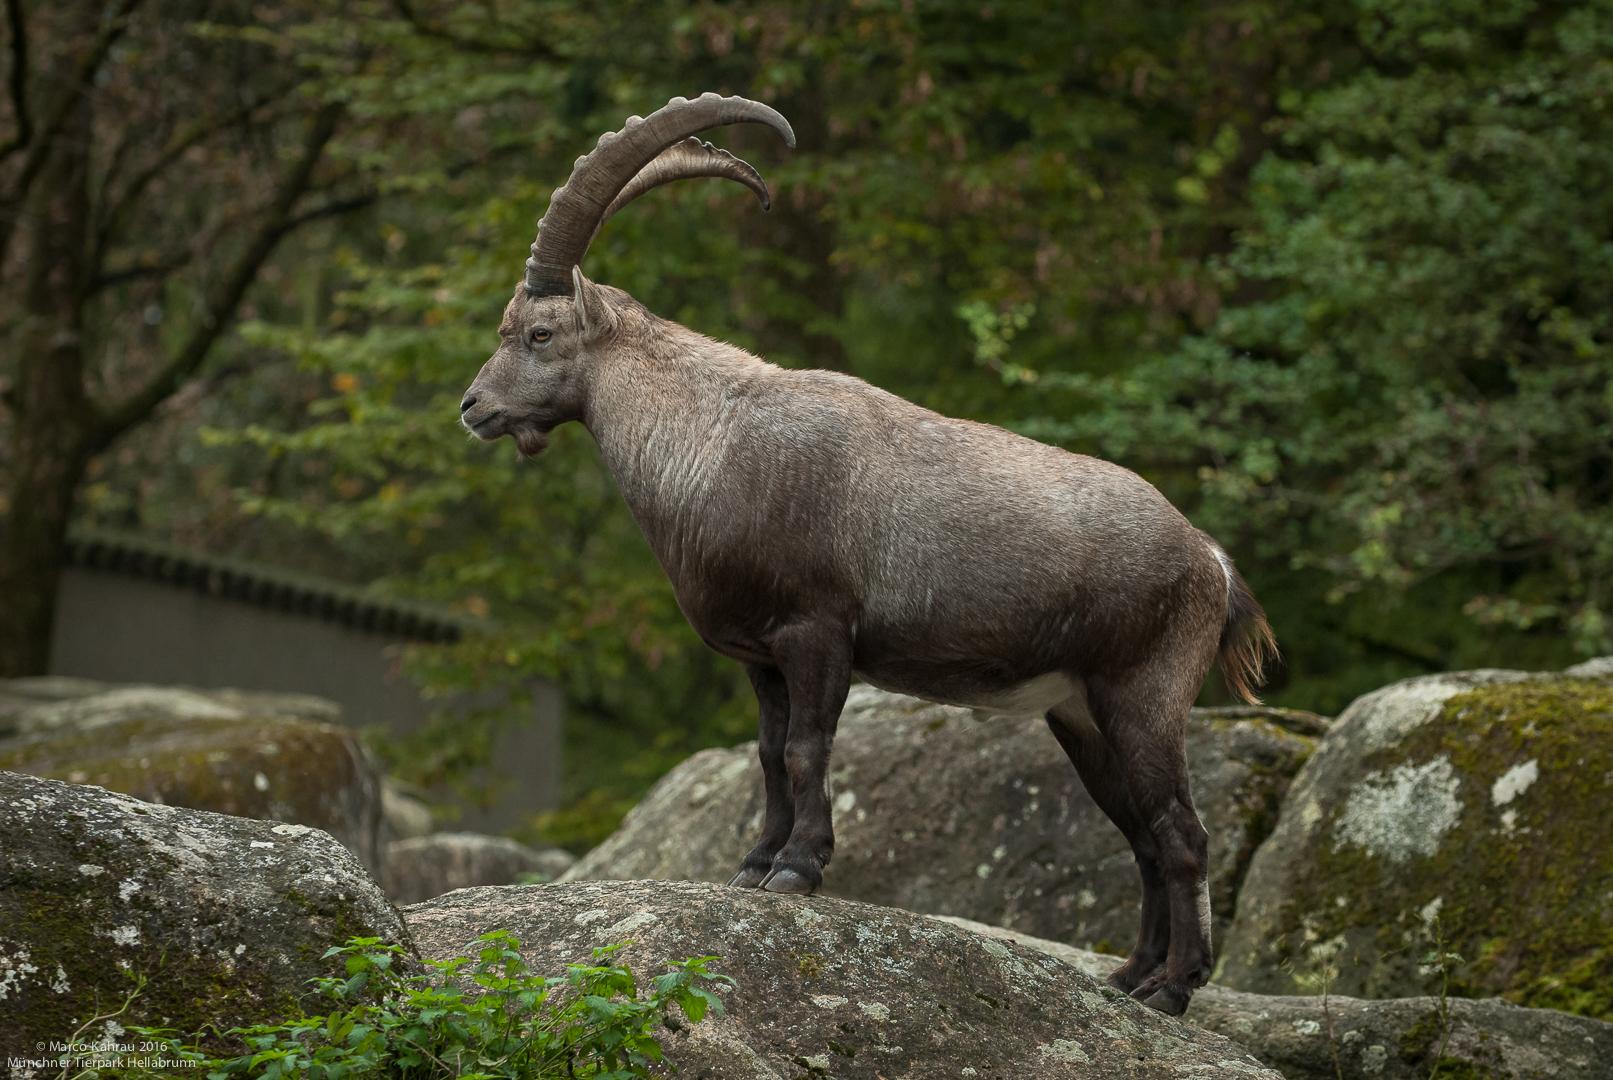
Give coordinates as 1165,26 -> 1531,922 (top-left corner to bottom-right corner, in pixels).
531,327 -> 552,344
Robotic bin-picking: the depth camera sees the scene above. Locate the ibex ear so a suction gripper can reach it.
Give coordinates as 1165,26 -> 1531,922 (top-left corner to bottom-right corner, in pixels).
572,266 -> 618,341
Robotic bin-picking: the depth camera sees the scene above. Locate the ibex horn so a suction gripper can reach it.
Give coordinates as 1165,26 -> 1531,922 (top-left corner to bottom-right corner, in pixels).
524,93 -> 796,297
589,138 -> 773,248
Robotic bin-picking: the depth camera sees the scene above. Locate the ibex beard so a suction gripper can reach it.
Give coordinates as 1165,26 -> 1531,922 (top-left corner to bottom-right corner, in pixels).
459,94 -> 1277,1017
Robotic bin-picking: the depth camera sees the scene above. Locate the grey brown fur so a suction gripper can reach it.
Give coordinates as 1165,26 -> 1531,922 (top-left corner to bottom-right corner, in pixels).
459,94 -> 1276,1016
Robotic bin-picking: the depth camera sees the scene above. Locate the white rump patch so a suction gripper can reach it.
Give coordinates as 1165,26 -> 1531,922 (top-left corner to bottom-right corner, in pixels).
1210,543 -> 1234,605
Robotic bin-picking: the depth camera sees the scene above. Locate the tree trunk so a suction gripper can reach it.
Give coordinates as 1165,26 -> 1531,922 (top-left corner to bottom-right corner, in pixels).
0,90 -> 99,677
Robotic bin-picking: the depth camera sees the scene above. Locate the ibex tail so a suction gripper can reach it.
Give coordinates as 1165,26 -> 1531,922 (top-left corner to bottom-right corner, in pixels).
1214,546 -> 1278,704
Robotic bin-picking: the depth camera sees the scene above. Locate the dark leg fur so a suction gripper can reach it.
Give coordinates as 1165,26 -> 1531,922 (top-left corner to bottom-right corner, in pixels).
731,621 -> 853,895
1101,686 -> 1213,1016
1045,707 -> 1170,994
730,663 -> 794,888
1052,672 -> 1215,1017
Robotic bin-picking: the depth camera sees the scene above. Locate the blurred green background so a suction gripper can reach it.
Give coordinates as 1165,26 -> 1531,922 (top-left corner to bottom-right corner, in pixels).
4,0 -> 1610,850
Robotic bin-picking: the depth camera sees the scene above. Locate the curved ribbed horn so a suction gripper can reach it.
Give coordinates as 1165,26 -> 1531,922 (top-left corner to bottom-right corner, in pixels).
588,138 -> 771,248
524,93 -> 796,297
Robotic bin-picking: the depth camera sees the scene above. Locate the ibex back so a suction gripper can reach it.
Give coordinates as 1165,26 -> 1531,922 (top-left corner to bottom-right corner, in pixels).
459,93 -> 1277,1016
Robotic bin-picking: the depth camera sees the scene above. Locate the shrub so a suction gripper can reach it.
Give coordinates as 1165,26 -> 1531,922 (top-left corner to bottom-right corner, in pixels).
124,931 -> 731,1079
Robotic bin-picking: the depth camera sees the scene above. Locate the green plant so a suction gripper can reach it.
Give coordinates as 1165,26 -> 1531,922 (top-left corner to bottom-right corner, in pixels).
126,932 -> 731,1079
1420,919 -> 1466,1080
1286,932 -> 1347,1080
53,970 -> 149,1080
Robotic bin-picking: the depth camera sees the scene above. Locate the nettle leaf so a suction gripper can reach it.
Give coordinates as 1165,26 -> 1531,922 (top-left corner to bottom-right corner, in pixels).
677,989 -> 710,1024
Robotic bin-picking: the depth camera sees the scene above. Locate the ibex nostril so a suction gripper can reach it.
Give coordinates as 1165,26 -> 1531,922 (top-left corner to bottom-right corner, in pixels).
459,394 -> 478,414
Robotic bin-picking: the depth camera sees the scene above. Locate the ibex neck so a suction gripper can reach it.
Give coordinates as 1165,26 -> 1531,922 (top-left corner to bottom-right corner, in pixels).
584,331 -> 763,549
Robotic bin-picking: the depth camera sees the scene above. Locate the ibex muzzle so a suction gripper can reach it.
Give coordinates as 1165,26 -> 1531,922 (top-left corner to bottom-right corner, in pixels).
460,93 -> 1277,1017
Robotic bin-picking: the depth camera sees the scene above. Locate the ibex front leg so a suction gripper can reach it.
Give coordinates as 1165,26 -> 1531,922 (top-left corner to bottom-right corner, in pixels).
730,663 -> 794,888
737,619 -> 853,895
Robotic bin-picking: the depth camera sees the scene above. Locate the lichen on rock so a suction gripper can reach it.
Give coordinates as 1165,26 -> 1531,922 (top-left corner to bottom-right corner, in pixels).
1218,671 -> 1613,1018
403,878 -> 1285,1079
915,916 -> 1613,1079
1330,756 -> 1463,863
0,771 -> 411,1059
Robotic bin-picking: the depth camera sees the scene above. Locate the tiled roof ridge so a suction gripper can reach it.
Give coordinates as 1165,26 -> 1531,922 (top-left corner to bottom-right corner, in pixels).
64,527 -> 469,643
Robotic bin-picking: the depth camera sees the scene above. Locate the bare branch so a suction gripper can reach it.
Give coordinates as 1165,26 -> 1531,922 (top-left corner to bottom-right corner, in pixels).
94,124 -> 137,210
91,186 -> 375,297
0,0 -> 146,264
277,188 -> 377,233
89,97 -> 281,277
0,0 -> 30,159
16,0 -> 143,181
91,250 -> 193,291
96,103 -> 347,447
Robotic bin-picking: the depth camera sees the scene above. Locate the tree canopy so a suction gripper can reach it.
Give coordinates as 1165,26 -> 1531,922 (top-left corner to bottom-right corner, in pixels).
8,0 -> 1610,845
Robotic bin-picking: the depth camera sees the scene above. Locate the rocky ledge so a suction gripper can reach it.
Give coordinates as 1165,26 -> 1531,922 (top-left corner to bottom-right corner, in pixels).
934,917 -> 1613,1080
405,878 -> 1284,1079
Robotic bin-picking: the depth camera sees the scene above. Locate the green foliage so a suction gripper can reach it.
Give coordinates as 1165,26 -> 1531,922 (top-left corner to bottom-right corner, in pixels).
67,0 -> 1613,828
125,932 -> 731,1079
1025,0 -> 1613,709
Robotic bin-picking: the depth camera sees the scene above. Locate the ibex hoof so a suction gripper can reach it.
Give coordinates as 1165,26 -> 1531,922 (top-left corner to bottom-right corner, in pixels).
1133,979 -> 1192,1016
728,866 -> 769,889
759,867 -> 816,894
1105,962 -> 1156,995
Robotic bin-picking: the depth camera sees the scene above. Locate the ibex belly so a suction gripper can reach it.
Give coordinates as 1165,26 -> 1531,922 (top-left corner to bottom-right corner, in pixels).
853,668 -> 1084,724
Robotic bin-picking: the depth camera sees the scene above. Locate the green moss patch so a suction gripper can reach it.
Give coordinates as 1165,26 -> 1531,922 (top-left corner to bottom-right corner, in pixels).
0,714 -> 366,826
1,772 -> 408,1057
1276,678 -> 1613,1018
4,834 -> 315,1054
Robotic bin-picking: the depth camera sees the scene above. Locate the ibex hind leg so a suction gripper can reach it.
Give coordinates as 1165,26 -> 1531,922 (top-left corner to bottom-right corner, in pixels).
1065,670 -> 1214,1016
730,663 -> 794,888
1045,698 -> 1171,996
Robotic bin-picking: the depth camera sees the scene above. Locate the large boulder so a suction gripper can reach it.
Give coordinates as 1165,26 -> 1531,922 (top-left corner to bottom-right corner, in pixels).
1187,985 -> 1613,1080
1217,670 -> 1613,1017
383,832 -> 575,904
404,878 -> 1284,1078
566,686 -> 1322,955
0,680 -> 387,875
0,771 -> 410,1060
938,916 -> 1613,1079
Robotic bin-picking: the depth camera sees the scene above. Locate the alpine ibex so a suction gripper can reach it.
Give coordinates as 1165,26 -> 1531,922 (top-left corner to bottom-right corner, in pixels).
459,94 -> 1276,1015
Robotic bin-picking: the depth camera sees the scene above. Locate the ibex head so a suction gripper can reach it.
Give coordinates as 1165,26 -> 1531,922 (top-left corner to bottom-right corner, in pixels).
459,94 -> 795,457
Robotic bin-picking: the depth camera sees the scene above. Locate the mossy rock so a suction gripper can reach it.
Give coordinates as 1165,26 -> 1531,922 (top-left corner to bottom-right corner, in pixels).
567,685 -> 1322,956
0,771 -> 412,1059
924,916 -> 1613,1079
0,684 -> 385,875
1218,670 -> 1613,1020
